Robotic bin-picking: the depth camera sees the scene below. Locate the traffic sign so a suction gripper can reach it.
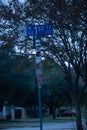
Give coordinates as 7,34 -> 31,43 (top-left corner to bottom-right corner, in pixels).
19,24 -> 53,36
36,24 -> 53,36
27,25 -> 36,36
18,26 -> 27,36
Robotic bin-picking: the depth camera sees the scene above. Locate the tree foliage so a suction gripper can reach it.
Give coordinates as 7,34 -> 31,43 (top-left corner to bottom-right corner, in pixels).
0,0 -> 87,129
42,60 -> 71,118
24,0 -> 87,129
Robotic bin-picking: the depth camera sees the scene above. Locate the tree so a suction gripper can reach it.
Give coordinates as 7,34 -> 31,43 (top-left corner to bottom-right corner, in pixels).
10,69 -> 36,107
0,0 -> 86,129
42,60 -> 71,119
0,0 -> 36,107
0,0 -> 35,57
0,48 -> 15,104
0,46 -> 36,107
26,0 -> 87,129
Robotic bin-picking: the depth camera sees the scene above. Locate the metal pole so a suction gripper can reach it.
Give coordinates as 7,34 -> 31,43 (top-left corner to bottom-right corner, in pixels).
38,86 -> 43,130
35,36 -> 43,130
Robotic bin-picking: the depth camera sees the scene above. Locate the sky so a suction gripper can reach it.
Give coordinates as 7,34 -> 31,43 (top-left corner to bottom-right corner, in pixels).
0,0 -> 25,5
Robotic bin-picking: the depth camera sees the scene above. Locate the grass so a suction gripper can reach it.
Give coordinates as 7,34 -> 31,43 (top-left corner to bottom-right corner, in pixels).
0,118 -> 40,128
43,115 -> 76,122
0,115 -> 76,128
0,120 -> 38,128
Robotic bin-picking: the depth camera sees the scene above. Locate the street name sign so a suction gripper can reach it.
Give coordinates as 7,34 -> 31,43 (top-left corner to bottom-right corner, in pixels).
18,26 -> 27,36
19,24 -> 53,36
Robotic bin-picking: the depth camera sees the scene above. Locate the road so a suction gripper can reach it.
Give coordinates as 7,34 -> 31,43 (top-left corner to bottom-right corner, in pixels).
4,122 -> 77,130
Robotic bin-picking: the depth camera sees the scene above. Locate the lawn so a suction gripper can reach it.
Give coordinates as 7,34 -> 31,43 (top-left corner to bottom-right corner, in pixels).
0,116 -> 76,128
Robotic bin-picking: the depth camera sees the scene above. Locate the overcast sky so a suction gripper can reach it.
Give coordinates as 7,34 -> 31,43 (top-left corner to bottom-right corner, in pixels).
0,0 -> 25,5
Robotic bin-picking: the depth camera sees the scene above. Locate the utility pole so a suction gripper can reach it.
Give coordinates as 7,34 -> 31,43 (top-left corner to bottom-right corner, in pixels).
35,37 -> 43,130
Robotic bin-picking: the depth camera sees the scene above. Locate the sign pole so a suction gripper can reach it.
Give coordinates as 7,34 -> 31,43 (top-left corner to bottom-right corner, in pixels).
18,24 -> 53,130
38,84 -> 43,130
35,37 -> 43,130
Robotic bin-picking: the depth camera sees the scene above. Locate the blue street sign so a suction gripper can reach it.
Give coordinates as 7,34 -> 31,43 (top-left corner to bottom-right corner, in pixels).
27,25 -> 36,36
18,26 -> 27,36
19,24 -> 53,36
27,24 -> 53,36
36,24 -> 53,36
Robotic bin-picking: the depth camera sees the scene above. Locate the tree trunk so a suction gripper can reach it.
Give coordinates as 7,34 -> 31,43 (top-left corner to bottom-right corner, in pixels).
75,82 -> 87,130
49,101 -> 53,115
84,104 -> 87,129
76,102 -> 83,130
52,107 -> 56,119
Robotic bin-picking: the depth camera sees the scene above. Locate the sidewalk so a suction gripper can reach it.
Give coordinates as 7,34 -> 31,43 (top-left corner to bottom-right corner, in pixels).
5,128 -> 76,130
